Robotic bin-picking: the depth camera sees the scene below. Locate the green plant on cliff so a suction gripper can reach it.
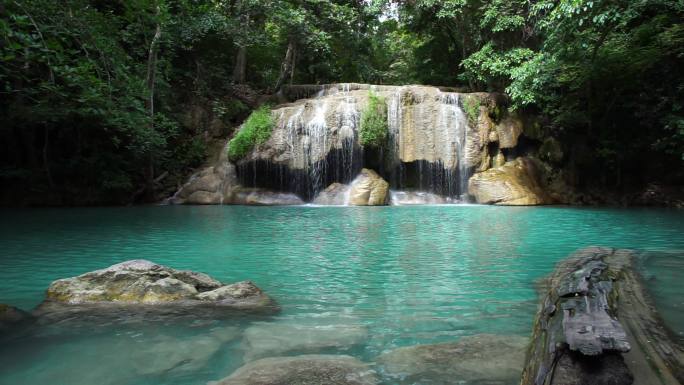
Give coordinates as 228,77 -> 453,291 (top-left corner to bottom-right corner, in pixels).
463,96 -> 481,126
360,92 -> 389,148
228,105 -> 274,162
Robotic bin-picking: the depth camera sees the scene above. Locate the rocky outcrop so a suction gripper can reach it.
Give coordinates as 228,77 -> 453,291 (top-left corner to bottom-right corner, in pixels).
39,260 -> 273,311
209,354 -> 378,385
521,247 -> 684,385
468,157 -> 552,205
242,317 -> 368,360
348,168 -> 389,206
172,84 -> 554,205
376,334 -> 528,385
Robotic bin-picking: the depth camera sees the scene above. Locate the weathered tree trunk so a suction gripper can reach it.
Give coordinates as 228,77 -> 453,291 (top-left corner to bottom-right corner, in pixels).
274,37 -> 296,92
232,45 -> 247,84
143,6 -> 162,201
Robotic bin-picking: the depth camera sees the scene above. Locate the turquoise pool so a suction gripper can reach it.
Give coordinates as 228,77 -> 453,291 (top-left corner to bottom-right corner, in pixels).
0,205 -> 682,384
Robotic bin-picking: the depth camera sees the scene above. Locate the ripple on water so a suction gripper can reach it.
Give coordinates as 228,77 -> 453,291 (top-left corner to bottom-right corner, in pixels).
0,205 -> 682,385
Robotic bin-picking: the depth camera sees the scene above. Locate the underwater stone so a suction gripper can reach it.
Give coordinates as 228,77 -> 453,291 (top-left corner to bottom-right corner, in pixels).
0,303 -> 29,330
376,334 -> 528,385
242,318 -> 369,360
209,354 -> 379,385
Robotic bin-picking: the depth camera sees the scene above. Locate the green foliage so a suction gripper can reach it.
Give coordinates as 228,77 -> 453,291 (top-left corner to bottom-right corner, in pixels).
227,105 -> 274,162
462,96 -> 481,125
359,92 -> 388,148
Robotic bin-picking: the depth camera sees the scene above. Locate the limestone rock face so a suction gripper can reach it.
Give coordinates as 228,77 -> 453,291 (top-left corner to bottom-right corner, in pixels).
41,260 -> 272,310
468,157 -> 551,205
348,169 -> 389,206
242,317 -> 368,360
376,334 -> 528,385
495,112 -> 524,149
209,355 -> 378,385
171,156 -> 237,205
313,183 -> 351,205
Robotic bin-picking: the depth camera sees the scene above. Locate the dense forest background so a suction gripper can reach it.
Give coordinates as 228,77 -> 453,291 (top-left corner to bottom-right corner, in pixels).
1,0 -> 683,205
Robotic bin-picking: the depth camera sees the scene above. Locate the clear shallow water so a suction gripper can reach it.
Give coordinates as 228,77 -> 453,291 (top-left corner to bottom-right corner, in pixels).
0,205 -> 682,384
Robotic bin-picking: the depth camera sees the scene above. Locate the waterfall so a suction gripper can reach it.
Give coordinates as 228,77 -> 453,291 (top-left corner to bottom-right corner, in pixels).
385,88 -> 471,200
236,84 -> 473,203
239,84 -> 362,199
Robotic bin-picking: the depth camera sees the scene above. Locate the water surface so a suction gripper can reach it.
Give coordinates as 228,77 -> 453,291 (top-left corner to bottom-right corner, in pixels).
0,205 -> 682,384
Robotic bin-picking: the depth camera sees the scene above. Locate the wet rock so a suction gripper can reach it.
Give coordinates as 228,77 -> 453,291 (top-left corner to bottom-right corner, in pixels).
170,157 -> 237,205
390,191 -> 447,205
468,157 -> 552,205
313,183 -> 350,205
209,354 -> 378,385
39,260 -> 273,311
376,334 -> 528,385
242,318 -> 368,360
521,247 -> 684,385
231,188 -> 304,205
348,168 -> 389,206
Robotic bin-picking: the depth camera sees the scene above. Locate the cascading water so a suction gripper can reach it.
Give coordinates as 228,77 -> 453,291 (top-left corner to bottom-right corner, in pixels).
238,84 -> 363,200
235,84 -> 473,203
385,88 -> 471,200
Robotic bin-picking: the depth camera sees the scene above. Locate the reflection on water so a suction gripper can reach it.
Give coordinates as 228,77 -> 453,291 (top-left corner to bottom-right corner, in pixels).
0,205 -> 682,384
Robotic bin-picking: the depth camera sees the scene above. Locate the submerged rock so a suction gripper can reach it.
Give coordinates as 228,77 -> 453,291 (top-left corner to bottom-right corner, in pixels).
242,318 -> 368,360
521,247 -> 684,385
0,304 -> 29,330
209,354 -> 378,385
132,327 -> 240,375
468,157 -> 551,205
38,260 -> 274,312
348,168 -> 389,206
376,334 -> 528,385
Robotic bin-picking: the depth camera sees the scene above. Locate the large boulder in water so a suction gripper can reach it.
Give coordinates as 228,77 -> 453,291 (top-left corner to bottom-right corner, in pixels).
39,260 -> 274,311
376,334 -> 528,385
468,157 -> 551,205
348,168 -> 389,206
209,354 -> 379,385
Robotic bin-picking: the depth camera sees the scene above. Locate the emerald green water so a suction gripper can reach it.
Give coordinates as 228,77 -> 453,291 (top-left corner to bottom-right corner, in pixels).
0,205 -> 682,384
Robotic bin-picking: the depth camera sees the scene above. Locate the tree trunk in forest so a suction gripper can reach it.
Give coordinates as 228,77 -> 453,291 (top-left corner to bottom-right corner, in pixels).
274,38 -> 296,92
143,6 -> 162,201
232,46 -> 247,84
